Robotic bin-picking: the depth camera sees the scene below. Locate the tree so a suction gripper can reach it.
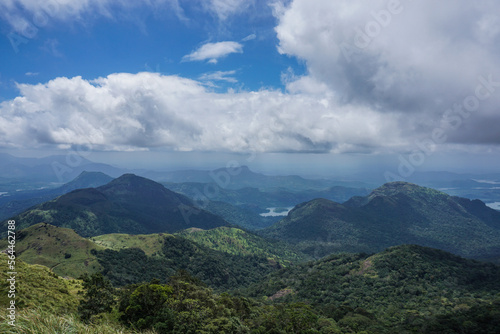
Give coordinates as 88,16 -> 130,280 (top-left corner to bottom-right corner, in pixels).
122,283 -> 175,332
78,273 -> 115,322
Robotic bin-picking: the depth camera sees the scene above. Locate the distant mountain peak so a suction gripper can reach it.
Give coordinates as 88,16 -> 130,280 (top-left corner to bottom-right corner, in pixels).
102,173 -> 160,188
368,181 -> 446,199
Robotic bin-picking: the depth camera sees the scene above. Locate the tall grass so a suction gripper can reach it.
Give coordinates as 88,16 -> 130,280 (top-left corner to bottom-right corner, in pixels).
0,308 -> 157,334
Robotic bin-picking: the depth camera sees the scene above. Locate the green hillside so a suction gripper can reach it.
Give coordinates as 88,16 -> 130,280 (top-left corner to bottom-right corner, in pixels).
7,174 -> 230,237
94,233 -> 283,289
0,253 -> 82,313
0,223 -> 103,278
0,224 -> 287,290
263,182 -> 500,259
90,233 -> 169,256
176,226 -> 310,265
242,244 -> 500,333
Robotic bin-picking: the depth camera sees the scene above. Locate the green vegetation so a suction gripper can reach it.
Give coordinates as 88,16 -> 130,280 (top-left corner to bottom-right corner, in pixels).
0,254 -> 82,313
116,271 -> 341,333
78,273 -> 116,322
6,174 -> 229,237
0,223 -> 103,278
90,233 -> 169,256
241,244 -> 500,333
263,182 -> 500,259
2,243 -> 500,333
0,308 -> 157,334
176,226 -> 310,265
94,234 -> 281,289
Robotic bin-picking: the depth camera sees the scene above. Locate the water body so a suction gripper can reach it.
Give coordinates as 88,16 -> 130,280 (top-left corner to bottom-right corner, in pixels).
0,192 -> 8,196
486,202 -> 500,211
260,207 -> 294,217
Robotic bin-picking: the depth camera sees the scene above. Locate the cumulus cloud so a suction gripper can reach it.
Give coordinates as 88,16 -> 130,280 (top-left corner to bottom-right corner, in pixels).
182,41 -> 243,63
273,0 -> 500,147
0,72 -> 401,153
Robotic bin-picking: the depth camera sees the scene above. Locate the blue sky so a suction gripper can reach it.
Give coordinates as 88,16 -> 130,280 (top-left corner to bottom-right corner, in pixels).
0,0 -> 303,100
1,0 -> 500,177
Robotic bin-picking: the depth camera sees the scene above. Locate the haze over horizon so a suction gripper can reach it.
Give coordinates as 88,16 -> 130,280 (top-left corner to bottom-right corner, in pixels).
1,0 -> 500,178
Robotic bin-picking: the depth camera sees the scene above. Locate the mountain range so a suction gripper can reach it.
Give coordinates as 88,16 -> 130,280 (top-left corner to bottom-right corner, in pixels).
7,174 -> 229,237
262,181 -> 500,259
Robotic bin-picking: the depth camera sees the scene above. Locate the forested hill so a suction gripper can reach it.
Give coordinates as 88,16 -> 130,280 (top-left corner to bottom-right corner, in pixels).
262,181 -> 500,259
7,174 -> 230,237
242,244 -> 500,333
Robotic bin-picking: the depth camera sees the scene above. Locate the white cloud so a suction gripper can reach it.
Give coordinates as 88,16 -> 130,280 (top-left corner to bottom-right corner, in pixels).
182,41 -> 243,63
203,0 -> 250,21
0,0 -> 172,36
0,72 -> 401,153
273,0 -> 500,147
199,70 -> 238,83
241,33 -> 256,42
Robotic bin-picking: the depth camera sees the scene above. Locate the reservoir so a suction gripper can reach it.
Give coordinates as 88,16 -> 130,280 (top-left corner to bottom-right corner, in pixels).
260,207 -> 294,217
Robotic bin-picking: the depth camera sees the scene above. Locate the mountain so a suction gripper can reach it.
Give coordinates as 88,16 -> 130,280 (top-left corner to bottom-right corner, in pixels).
262,181 -> 500,259
165,181 -> 369,210
242,244 -> 500,333
56,171 -> 114,193
7,174 -> 230,237
0,171 -> 115,221
164,181 -> 369,229
0,152 -> 125,183
146,165 -> 339,191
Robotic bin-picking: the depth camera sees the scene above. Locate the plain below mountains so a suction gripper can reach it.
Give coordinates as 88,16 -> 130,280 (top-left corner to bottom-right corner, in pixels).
262,181 -> 500,260
7,174 -> 229,237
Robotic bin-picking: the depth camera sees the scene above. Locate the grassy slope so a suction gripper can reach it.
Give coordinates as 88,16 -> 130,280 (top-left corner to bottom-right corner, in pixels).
0,253 -> 82,313
90,233 -> 170,256
0,223 -> 104,278
176,226 -> 310,265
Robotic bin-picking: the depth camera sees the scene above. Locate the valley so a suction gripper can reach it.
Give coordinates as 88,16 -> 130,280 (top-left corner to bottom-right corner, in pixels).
1,164 -> 500,333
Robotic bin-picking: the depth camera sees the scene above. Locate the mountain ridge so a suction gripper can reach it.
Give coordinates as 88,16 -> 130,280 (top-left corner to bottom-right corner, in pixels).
263,181 -> 500,259
7,174 -> 230,237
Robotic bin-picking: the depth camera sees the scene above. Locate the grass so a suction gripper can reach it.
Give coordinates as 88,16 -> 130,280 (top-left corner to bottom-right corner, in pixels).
90,233 -> 171,256
0,308 -> 158,334
0,223 -> 104,278
0,254 -> 82,314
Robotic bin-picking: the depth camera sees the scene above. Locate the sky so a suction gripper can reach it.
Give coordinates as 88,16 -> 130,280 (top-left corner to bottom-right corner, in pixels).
0,0 -> 500,177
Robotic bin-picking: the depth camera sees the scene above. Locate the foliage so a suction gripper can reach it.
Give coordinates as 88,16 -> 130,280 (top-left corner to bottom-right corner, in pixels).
78,273 -> 116,322
0,223 -> 104,278
262,182 -> 500,259
118,272 -> 339,333
9,174 -> 229,237
94,234 -> 279,289
176,226 -> 310,265
241,244 -> 500,333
